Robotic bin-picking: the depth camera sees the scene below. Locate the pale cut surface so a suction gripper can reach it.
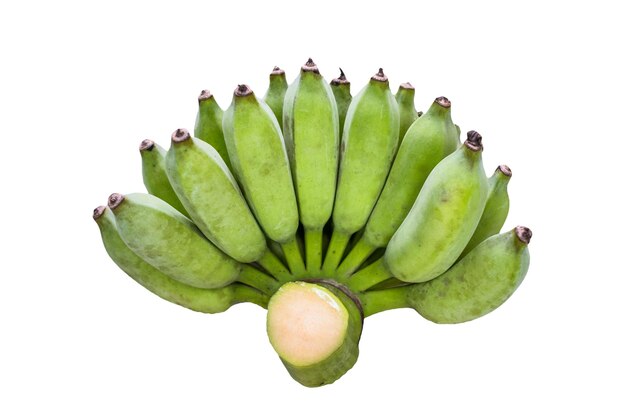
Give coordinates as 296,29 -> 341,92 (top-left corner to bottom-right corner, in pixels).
267,282 -> 348,367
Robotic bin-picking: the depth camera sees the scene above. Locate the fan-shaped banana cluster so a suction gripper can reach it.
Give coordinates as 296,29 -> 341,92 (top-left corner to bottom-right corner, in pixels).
94,59 -> 532,387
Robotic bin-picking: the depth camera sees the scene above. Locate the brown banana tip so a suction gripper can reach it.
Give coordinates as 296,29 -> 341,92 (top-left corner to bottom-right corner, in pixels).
497,164 -> 512,177
108,193 -> 125,210
371,68 -> 388,82
235,84 -> 253,97
400,82 -> 414,90
271,66 -> 285,75
331,68 -> 350,85
465,130 -> 483,151
435,96 -> 451,108
515,226 -> 532,244
139,139 -> 155,152
302,57 -> 320,73
198,89 -> 213,102
93,205 -> 106,220
171,128 -> 190,143
417,111 -> 424,117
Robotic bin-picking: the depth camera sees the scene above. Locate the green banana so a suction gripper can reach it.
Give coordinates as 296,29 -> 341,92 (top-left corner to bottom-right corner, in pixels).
193,90 -> 231,171
322,68 -> 400,275
384,131 -> 489,283
330,68 -> 351,138
263,66 -> 289,130
409,226 -> 531,323
460,164 -> 512,258
139,139 -> 189,217
361,227 -> 531,320
395,82 -> 420,141
222,84 -> 305,276
282,59 -> 340,273
337,97 -> 459,278
267,280 -> 363,387
164,128 -> 290,281
93,205 -> 269,311
108,192 -> 241,289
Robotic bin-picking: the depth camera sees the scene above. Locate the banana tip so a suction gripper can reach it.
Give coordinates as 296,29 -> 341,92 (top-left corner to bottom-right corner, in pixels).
235,84 -> 253,97
93,206 -> 106,221
515,226 -> 532,244
139,139 -> 155,152
400,82 -> 414,90
498,165 -> 512,177
331,68 -> 349,85
108,193 -> 125,210
302,58 -> 320,74
171,128 -> 191,143
198,90 -> 213,102
435,96 -> 451,108
270,66 -> 285,75
371,68 -> 388,82
465,130 -> 483,151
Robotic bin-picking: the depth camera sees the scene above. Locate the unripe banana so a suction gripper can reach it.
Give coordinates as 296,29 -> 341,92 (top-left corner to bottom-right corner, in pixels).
223,84 -> 304,275
93,206 -> 269,311
395,82 -> 420,141
460,164 -> 512,258
193,90 -> 231,171
139,139 -> 189,217
337,97 -> 459,277
384,131 -> 489,283
108,192 -> 240,289
407,226 -> 531,323
165,128 -> 266,262
330,68 -> 351,138
283,59 -> 340,273
165,128 -> 290,279
263,66 -> 289,130
322,68 -> 400,275
359,227 -> 532,319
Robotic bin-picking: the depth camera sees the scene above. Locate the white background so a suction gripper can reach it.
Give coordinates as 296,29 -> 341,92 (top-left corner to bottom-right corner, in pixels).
1,1 -> 624,415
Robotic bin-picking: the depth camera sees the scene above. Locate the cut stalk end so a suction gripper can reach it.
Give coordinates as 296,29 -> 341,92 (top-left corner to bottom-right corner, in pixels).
399,82 -> 414,90
267,281 -> 363,387
268,282 -> 349,367
301,279 -> 364,322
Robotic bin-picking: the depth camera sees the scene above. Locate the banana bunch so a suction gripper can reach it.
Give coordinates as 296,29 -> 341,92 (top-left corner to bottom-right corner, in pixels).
94,59 -> 532,387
